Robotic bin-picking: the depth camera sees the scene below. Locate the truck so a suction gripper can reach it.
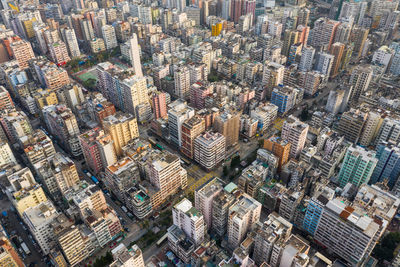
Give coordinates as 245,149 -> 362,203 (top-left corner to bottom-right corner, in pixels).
21,242 -> 31,255
121,206 -> 128,213
91,176 -> 99,185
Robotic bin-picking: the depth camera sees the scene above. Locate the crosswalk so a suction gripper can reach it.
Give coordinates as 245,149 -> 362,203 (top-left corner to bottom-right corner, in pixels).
185,165 -> 217,193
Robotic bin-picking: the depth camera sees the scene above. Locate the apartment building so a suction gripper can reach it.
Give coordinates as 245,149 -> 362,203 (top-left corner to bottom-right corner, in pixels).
194,131 -> 226,170
281,116 -> 309,159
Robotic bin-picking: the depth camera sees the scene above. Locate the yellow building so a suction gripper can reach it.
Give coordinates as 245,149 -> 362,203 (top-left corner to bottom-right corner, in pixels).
103,112 -> 139,156
212,23 -> 222,36
13,186 -> 47,215
33,89 -> 58,109
0,235 -> 24,267
22,18 -> 37,39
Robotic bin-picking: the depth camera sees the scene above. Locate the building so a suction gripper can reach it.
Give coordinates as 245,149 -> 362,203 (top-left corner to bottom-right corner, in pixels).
102,112 -> 139,156
110,244 -> 145,267
190,82 -> 212,109
0,141 -> 16,166
194,131 -> 226,170
147,151 -> 187,209
168,99 -> 195,147
121,75 -> 148,119
0,110 -> 33,144
0,234 -> 25,267
214,109 -> 241,148
48,41 -> 71,65
181,116 -> 206,159
299,46 -> 315,72
337,145 -> 378,188
21,129 -> 56,166
101,25 -> 117,50
128,34 -> 143,77
0,86 -> 14,110
61,28 -> 80,58
309,18 -> 340,49
10,40 -> 35,69
262,62 -> 284,98
173,198 -> 205,245
7,168 -> 48,216
370,143 -> 400,188
325,90 -> 345,115
336,109 -> 367,144
22,200 -> 59,254
253,212 -> 293,266
330,42 -> 345,77
359,111 -> 381,147
174,66 -> 191,99
372,45 -> 393,71
271,86 -> 296,114
349,65 -> 373,103
281,116 -> 309,159
195,178 -> 223,230
42,105 -> 81,157
314,196 -> 394,265
90,38 -> 106,53
79,127 -> 117,174
52,215 -> 91,266
151,91 -> 167,119
375,118 -> 400,146
228,194 -> 261,248
250,103 -> 278,132
314,52 -> 334,77
263,136 -> 291,171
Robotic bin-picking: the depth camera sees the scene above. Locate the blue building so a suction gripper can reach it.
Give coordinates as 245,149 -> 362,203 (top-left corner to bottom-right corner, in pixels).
370,143 -> 400,188
303,197 -> 325,235
271,86 -> 295,114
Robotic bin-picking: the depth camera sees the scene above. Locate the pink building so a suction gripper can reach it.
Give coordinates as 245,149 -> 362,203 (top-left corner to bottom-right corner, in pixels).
79,127 -> 116,174
152,91 -> 167,119
190,82 -> 212,109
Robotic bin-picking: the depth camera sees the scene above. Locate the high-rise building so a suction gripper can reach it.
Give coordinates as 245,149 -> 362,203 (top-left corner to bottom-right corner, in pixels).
214,109 -> 241,148
102,112 -> 139,156
128,34 -> 143,77
10,40 -> 35,69
351,26 -> 369,59
195,178 -> 223,230
314,194 -> 394,265
370,143 -> 400,187
314,52 -> 334,77
212,190 -> 236,236
299,46 -> 315,72
282,30 -> 299,57
297,8 -> 310,27
181,116 -> 206,159
194,131 -> 226,170
173,198 -> 205,245
41,64 -> 70,90
22,201 -> 59,254
48,41 -> 71,65
0,110 -> 33,144
271,86 -> 297,114
325,89 -> 345,115
0,141 -> 16,166
309,18 -> 340,50
263,136 -> 291,171
250,103 -> 278,133
227,194 -> 261,248
79,127 -> 117,174
121,75 -> 148,117
21,129 -> 56,166
168,99 -> 195,147
174,66 -> 191,99
336,109 -> 367,144
102,25 -> 118,50
329,42 -> 345,77
337,145 -> 377,188
375,118 -> 400,146
359,111 -> 381,147
253,212 -> 293,266
262,62 -> 284,98
61,28 -> 80,58
0,233 -> 25,267
110,244 -> 145,267
7,168 -> 48,215
151,91 -> 167,120
147,151 -> 187,208
190,82 -> 212,109
0,86 -> 14,110
42,105 -> 81,157
281,116 -> 309,159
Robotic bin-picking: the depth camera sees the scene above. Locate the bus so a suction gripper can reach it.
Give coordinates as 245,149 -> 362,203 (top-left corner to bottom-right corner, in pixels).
21,243 -> 31,255
156,233 -> 168,247
155,143 -> 164,151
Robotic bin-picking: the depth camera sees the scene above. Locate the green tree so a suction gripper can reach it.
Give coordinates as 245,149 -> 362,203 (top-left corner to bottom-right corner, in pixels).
300,108 -> 309,121
373,232 -> 400,262
230,155 -> 241,168
223,165 -> 229,177
83,78 -> 97,90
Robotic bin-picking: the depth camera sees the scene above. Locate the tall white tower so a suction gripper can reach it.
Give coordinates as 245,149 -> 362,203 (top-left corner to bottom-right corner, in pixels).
129,33 -> 143,77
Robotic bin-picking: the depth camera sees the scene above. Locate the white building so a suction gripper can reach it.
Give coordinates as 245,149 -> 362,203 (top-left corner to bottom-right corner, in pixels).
299,46 -> 315,72
168,99 -> 195,147
101,25 -> 118,50
372,46 -> 394,71
194,132 -> 226,170
23,200 -> 59,254
195,178 -> 223,230
172,198 -> 205,245
281,115 -> 309,159
129,34 -> 143,77
110,244 -> 145,267
0,141 -> 16,166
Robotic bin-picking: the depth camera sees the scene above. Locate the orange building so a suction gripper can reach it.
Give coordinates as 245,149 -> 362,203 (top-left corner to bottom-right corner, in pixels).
181,115 -> 206,159
263,136 -> 291,171
10,40 -> 35,69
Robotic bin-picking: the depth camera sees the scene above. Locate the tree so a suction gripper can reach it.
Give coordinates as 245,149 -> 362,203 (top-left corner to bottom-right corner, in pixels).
83,78 -> 97,90
373,232 -> 400,263
223,166 -> 229,177
300,108 -> 309,121
230,155 -> 241,168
